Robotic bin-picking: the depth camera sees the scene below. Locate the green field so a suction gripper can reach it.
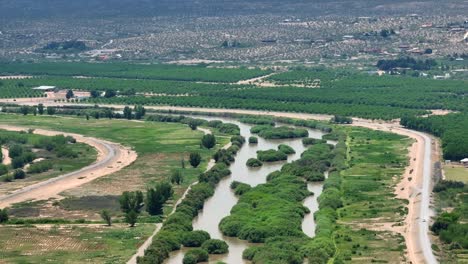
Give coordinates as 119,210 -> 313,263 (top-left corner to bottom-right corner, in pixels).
0,113 -> 231,263
0,129 -> 97,187
444,165 -> 468,183
0,224 -> 154,264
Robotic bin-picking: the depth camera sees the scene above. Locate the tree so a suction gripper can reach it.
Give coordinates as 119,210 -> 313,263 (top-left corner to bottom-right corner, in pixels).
20,105 -> 29,115
125,210 -> 138,227
9,144 -> 23,158
146,182 -> 173,215
123,106 -> 132,120
119,191 -> 144,214
134,105 -> 146,120
90,90 -> 100,98
425,48 -> 433,54
100,210 -> 112,226
13,169 -> 26,179
189,152 -> 201,168
104,89 -> 117,98
0,164 -> 7,176
66,89 -> 74,100
171,169 -> 183,185
46,106 -> 56,115
188,120 -> 198,130
0,208 -> 8,223
120,191 -> 144,227
37,104 -> 44,115
201,134 -> 216,149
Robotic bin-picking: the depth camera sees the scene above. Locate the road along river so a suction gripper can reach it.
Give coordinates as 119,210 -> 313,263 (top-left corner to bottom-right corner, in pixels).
164,115 -> 328,264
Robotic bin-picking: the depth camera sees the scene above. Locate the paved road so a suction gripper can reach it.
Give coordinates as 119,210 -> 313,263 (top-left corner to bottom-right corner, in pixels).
415,131 -> 438,264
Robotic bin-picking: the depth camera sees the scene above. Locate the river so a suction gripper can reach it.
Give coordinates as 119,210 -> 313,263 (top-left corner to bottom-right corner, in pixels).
165,115 -> 327,263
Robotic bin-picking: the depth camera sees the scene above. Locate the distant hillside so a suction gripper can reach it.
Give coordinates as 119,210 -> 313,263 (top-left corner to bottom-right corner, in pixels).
0,0 -> 465,19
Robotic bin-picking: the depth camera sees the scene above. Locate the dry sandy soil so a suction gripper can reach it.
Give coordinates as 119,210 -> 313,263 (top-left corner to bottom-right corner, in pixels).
0,125 -> 137,208
1,147 -> 11,165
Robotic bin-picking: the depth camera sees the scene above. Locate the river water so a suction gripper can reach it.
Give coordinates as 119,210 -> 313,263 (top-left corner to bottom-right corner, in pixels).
165,115 -> 327,264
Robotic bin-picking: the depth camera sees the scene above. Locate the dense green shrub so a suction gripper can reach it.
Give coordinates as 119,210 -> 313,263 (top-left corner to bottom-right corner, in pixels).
12,169 -> 26,179
302,138 -> 326,146
278,144 -> 296,154
257,149 -> 287,162
182,230 -> 211,247
248,136 -> 258,144
183,249 -> 209,264
0,164 -> 7,176
201,239 -> 229,254
246,158 -> 263,167
27,161 -> 53,174
230,181 -> 252,195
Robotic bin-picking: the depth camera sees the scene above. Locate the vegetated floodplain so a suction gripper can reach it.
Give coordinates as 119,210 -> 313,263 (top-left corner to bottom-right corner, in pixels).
219,141 -> 340,263
0,129 -> 96,188
0,112 -> 231,263
218,125 -> 411,263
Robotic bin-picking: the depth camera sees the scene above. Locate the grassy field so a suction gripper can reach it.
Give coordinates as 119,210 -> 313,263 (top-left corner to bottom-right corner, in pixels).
444,165 -> 468,183
333,127 -> 410,263
0,224 -> 154,264
0,129 -> 97,194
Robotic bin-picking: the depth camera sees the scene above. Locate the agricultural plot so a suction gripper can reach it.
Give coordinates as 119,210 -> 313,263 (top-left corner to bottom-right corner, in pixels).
0,62 -> 271,83
0,224 -> 154,263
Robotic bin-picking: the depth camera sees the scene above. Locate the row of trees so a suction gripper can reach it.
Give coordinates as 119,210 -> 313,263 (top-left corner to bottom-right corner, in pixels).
401,114 -> 468,160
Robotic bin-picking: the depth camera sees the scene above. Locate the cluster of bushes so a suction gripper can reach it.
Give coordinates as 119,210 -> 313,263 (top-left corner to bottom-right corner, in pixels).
239,117 -> 275,126
257,149 -> 288,162
330,115 -> 353,124
431,180 -> 467,249
231,181 -> 252,196
147,114 -> 241,136
280,143 -> 334,182
248,136 -> 258,144
251,125 -> 308,139
27,160 -> 53,174
278,144 -> 296,155
302,138 -> 326,146
246,158 -> 263,168
138,135 -> 244,264
227,137 -> 347,263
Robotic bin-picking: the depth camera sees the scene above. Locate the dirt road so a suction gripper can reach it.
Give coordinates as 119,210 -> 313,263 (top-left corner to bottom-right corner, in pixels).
0,125 -> 137,208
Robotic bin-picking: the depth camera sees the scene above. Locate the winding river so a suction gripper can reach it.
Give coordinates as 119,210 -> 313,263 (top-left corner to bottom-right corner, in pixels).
166,115 -> 327,263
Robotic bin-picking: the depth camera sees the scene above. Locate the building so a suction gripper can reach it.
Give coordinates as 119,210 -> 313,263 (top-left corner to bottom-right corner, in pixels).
461,158 -> 468,167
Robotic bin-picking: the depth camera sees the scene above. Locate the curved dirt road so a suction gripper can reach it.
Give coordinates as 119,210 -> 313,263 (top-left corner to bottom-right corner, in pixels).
1,102 -> 437,263
0,125 -> 137,208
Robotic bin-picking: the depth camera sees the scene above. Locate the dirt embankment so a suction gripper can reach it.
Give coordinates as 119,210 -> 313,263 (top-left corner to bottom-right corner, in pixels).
0,125 -> 137,208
